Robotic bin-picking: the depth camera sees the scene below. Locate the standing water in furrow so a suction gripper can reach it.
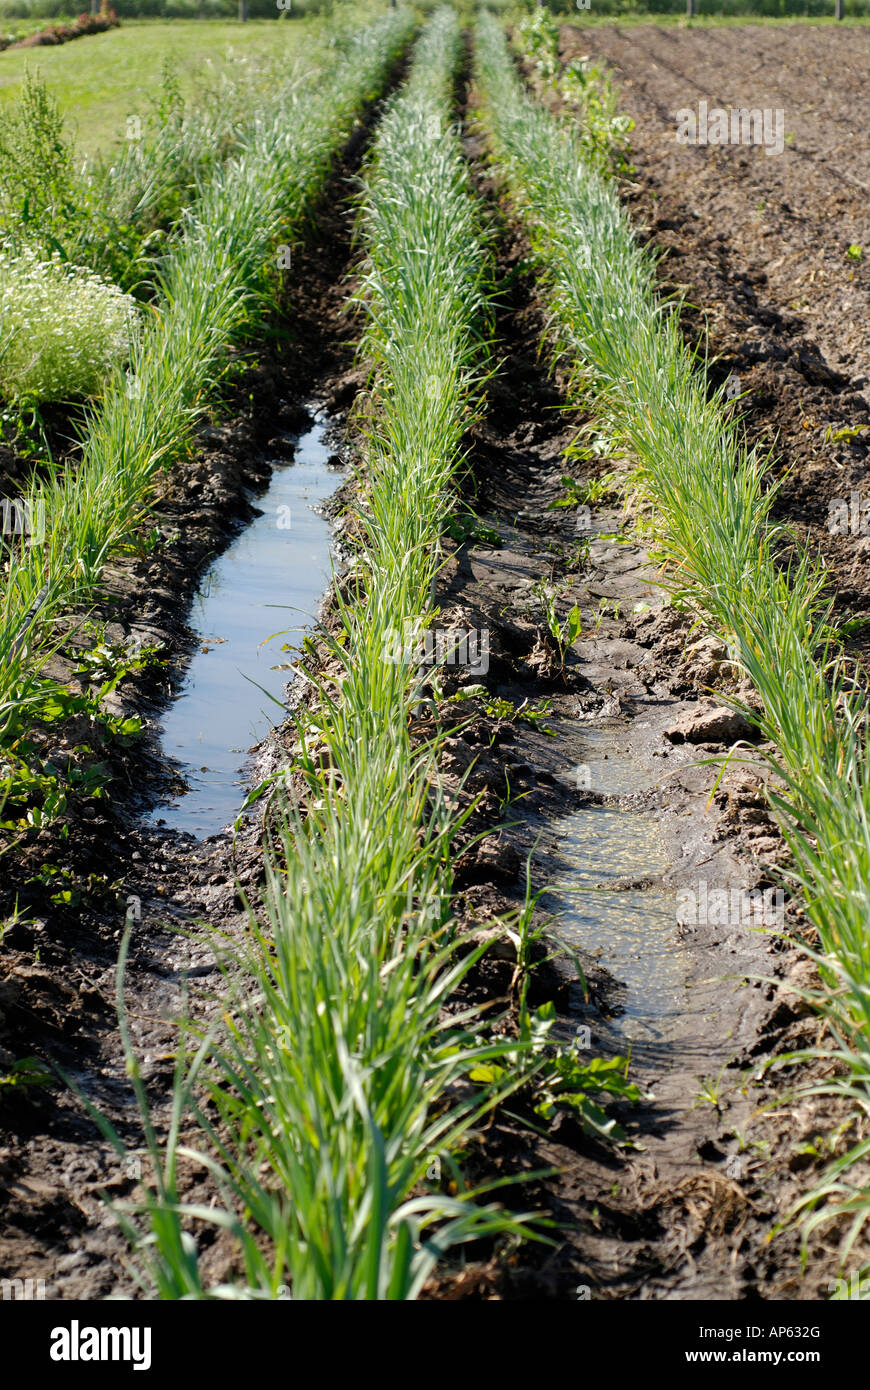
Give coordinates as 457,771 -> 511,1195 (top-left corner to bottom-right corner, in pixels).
148,412 -> 340,838
534,725 -> 686,1044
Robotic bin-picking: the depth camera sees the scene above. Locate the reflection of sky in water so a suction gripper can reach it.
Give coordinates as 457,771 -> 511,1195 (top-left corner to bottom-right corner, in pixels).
539,734 -> 688,1042
147,419 -> 337,839
556,722 -> 662,797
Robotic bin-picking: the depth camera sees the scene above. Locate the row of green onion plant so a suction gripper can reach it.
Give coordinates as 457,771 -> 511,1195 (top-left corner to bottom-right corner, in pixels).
108,6 -> 545,1301
474,10 -> 870,1267
0,9 -> 414,756
72,11 -> 384,294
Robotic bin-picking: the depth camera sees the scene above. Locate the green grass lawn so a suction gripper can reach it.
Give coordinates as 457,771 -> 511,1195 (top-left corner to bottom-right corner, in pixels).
0,18 -> 316,158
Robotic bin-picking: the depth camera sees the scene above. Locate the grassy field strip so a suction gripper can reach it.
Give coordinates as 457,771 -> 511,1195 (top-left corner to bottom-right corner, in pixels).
474,12 -> 870,1250
113,7 -> 542,1302
0,10 -> 413,749
0,18 -> 327,158
0,14 -> 379,291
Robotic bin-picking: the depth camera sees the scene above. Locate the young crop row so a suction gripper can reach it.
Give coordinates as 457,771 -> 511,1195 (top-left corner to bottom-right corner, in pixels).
112,7 -> 542,1301
0,10 -> 413,778
474,11 -> 870,1253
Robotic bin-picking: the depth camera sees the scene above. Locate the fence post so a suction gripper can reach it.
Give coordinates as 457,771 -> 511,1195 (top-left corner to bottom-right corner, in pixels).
835,0 -> 844,17
687,0 -> 695,16
239,0 -> 248,19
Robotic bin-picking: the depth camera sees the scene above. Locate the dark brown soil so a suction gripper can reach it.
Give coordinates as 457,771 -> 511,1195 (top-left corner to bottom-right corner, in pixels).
563,22 -> 870,663
3,12 -> 118,52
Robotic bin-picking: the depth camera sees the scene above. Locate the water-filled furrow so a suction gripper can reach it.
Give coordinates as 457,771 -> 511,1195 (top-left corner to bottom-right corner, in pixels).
148,410 -> 340,838
536,722 -> 687,1043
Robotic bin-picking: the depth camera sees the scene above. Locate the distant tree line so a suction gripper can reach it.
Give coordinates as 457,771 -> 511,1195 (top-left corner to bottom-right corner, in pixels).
536,0 -> 868,13
1,0 -> 867,21
0,0 -> 331,20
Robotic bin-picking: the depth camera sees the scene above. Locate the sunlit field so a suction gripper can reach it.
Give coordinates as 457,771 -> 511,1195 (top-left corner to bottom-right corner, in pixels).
0,1 -> 868,1342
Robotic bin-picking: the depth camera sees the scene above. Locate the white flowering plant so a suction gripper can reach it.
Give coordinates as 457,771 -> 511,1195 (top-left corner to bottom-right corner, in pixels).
0,249 -> 138,403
